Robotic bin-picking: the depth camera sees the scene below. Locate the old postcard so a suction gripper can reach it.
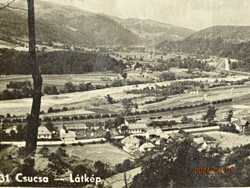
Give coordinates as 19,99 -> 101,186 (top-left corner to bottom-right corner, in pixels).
0,0 -> 250,187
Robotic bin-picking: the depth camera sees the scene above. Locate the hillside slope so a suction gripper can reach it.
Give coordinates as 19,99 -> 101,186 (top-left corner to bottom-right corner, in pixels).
157,25 -> 250,59
0,0 -> 194,47
187,25 -> 250,43
107,17 -> 194,46
0,1 -> 138,47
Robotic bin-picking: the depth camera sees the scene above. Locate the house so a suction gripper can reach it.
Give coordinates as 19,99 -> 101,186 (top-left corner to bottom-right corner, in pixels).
121,135 -> 140,153
232,118 -> 250,132
59,128 -> 76,141
139,142 -> 155,152
146,127 -> 162,139
37,126 -> 52,139
127,123 -> 147,134
159,132 -> 171,139
4,126 -> 18,134
119,120 -> 146,134
193,137 -> 205,145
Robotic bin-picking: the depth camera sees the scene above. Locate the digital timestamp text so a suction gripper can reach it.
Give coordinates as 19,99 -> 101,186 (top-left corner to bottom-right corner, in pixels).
194,167 -> 235,174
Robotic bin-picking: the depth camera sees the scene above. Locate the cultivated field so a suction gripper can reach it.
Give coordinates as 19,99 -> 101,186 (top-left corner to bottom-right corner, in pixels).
0,75 -> 249,117
0,73 -> 119,93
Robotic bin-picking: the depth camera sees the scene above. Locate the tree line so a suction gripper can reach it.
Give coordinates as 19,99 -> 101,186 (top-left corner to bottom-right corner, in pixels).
0,49 -> 125,75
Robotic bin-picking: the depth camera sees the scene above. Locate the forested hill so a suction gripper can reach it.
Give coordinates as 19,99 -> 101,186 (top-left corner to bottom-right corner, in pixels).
157,38 -> 250,60
0,2 -> 138,47
0,49 -> 125,75
0,0 -> 194,47
187,25 -> 250,43
157,25 -> 250,59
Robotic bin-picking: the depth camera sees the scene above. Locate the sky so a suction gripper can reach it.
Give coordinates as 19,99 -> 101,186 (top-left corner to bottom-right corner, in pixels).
13,0 -> 250,30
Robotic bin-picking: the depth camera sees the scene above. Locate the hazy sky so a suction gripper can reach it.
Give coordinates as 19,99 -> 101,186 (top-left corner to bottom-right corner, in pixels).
43,0 -> 250,30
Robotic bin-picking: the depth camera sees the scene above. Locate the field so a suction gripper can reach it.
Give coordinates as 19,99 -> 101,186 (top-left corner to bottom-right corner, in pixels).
36,143 -> 133,168
198,131 -> 250,149
0,74 -> 249,117
66,143 -> 134,166
0,73 -> 119,93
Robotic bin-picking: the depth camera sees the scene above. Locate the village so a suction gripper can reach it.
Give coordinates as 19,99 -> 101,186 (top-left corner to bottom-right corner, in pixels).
1,0 -> 250,187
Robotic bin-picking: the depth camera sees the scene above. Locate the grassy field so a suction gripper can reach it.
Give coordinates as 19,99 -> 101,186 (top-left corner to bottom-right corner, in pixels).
66,143 -> 134,166
36,143 -> 133,167
198,131 -> 250,149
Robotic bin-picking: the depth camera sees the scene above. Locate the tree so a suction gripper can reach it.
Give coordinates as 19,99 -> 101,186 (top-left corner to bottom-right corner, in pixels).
39,146 -> 49,157
130,135 -> 223,188
121,125 -> 129,134
115,114 -> 125,127
225,109 -> 234,122
104,131 -> 111,141
64,82 -> 75,93
158,71 -> 176,81
43,85 -> 58,95
73,165 -> 92,177
106,94 -> 114,104
122,72 -> 128,80
121,99 -> 132,115
202,105 -> 217,123
2,90 -> 13,100
94,161 -> 108,178
45,121 -> 55,132
181,116 -> 193,124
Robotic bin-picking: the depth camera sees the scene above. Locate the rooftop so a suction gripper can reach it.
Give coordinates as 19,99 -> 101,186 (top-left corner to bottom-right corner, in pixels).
38,126 -> 52,135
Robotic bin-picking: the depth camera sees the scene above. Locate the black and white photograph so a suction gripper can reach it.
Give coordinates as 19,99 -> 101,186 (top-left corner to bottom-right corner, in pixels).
0,0 -> 250,187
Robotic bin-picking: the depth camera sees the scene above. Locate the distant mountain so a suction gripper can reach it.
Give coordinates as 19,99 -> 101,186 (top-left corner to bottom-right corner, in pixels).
186,25 -> 250,43
106,17 -> 194,46
0,0 -> 194,47
0,1 -> 138,47
157,25 -> 250,59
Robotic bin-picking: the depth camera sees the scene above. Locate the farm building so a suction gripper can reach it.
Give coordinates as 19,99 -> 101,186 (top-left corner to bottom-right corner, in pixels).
38,126 -> 52,139
121,135 -> 140,153
59,128 -> 76,141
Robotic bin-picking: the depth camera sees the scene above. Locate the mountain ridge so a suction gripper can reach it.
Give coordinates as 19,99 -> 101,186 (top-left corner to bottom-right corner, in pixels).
0,0 -> 194,47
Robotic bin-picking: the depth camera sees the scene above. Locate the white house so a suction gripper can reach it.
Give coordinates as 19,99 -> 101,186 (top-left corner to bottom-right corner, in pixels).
127,123 -> 147,134
59,128 -> 76,141
121,135 -> 140,153
38,126 -> 52,139
146,127 -> 162,139
139,142 -> 155,152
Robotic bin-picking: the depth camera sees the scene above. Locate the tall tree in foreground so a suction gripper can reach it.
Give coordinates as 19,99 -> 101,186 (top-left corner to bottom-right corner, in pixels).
23,0 -> 43,175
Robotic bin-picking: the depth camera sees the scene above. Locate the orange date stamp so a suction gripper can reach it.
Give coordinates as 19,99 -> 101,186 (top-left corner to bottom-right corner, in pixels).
194,167 -> 235,174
